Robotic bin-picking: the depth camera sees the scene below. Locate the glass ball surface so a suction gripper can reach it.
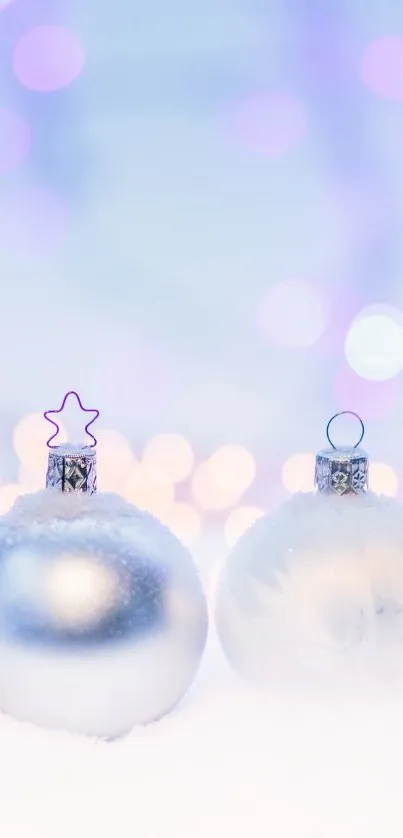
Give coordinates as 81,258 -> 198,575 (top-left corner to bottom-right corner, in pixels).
0,490 -> 208,738
216,492 -> 403,691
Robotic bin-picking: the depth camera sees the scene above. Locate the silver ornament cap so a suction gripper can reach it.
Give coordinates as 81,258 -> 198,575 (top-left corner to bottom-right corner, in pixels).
46,444 -> 97,494
44,391 -> 99,495
315,411 -> 368,495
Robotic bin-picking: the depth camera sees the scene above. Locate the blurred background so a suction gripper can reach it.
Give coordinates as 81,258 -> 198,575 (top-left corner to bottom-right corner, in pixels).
1,0 -> 403,574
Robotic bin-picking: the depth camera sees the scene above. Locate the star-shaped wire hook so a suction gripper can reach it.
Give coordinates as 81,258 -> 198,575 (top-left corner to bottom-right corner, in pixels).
44,391 -> 100,449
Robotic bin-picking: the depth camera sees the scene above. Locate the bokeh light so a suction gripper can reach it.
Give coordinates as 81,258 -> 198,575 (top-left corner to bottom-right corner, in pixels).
192,446 -> 255,512
0,109 -> 30,174
360,36 -> 403,101
18,464 -> 44,492
334,365 -> 399,420
0,187 -> 68,260
257,280 -> 326,348
142,434 -> 194,483
208,445 -> 256,494
124,463 -> 175,518
224,506 -> 265,548
96,429 -> 136,494
13,26 -> 85,92
192,462 -> 241,512
231,91 -> 307,156
0,484 -> 25,514
369,462 -> 398,497
282,453 -> 316,493
344,308 -> 403,381
160,503 -> 202,548
13,413 -> 67,471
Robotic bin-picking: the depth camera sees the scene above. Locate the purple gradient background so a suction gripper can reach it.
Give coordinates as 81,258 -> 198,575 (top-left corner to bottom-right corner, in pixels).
1,0 -> 403,491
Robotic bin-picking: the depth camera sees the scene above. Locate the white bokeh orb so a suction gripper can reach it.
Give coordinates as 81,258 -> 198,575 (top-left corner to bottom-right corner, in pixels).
345,310 -> 403,381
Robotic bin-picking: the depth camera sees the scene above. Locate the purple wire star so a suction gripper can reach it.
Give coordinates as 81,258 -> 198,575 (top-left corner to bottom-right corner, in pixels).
44,391 -> 100,449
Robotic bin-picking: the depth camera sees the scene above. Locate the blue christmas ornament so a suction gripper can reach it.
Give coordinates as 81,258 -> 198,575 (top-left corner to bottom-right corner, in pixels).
0,393 -> 208,738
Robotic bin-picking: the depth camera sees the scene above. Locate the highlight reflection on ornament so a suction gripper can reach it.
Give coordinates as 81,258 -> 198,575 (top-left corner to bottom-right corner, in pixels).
0,392 -> 208,738
216,412 -> 403,691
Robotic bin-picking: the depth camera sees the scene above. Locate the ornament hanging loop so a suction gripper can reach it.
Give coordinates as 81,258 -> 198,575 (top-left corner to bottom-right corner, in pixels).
44,391 -> 99,449
326,411 -> 365,451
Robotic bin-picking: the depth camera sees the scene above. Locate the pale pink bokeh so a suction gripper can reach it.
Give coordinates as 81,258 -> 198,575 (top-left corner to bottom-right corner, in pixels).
0,109 -> 31,173
360,36 -> 403,100
334,364 -> 399,421
231,91 -> 307,156
13,26 -> 85,92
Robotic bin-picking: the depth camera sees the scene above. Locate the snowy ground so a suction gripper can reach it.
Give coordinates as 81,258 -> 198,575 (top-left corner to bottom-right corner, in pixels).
0,629 -> 402,838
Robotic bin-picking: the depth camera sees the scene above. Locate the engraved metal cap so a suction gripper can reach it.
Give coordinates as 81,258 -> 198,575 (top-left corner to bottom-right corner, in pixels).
46,444 -> 97,494
44,391 -> 99,495
315,411 -> 368,495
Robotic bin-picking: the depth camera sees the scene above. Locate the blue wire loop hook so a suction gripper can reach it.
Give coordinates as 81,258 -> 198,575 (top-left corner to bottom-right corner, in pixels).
326,410 -> 365,451
44,391 -> 99,449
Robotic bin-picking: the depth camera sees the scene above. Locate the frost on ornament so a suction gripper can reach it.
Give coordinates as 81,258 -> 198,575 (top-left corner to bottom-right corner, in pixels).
216,412 -> 403,692
0,392 -> 208,739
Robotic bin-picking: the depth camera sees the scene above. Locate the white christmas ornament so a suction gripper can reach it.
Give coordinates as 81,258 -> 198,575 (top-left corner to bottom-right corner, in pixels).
216,412 -> 403,692
0,392 -> 208,738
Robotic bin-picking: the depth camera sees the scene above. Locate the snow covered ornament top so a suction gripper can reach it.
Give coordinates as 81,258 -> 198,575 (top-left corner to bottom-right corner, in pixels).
44,391 -> 99,495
